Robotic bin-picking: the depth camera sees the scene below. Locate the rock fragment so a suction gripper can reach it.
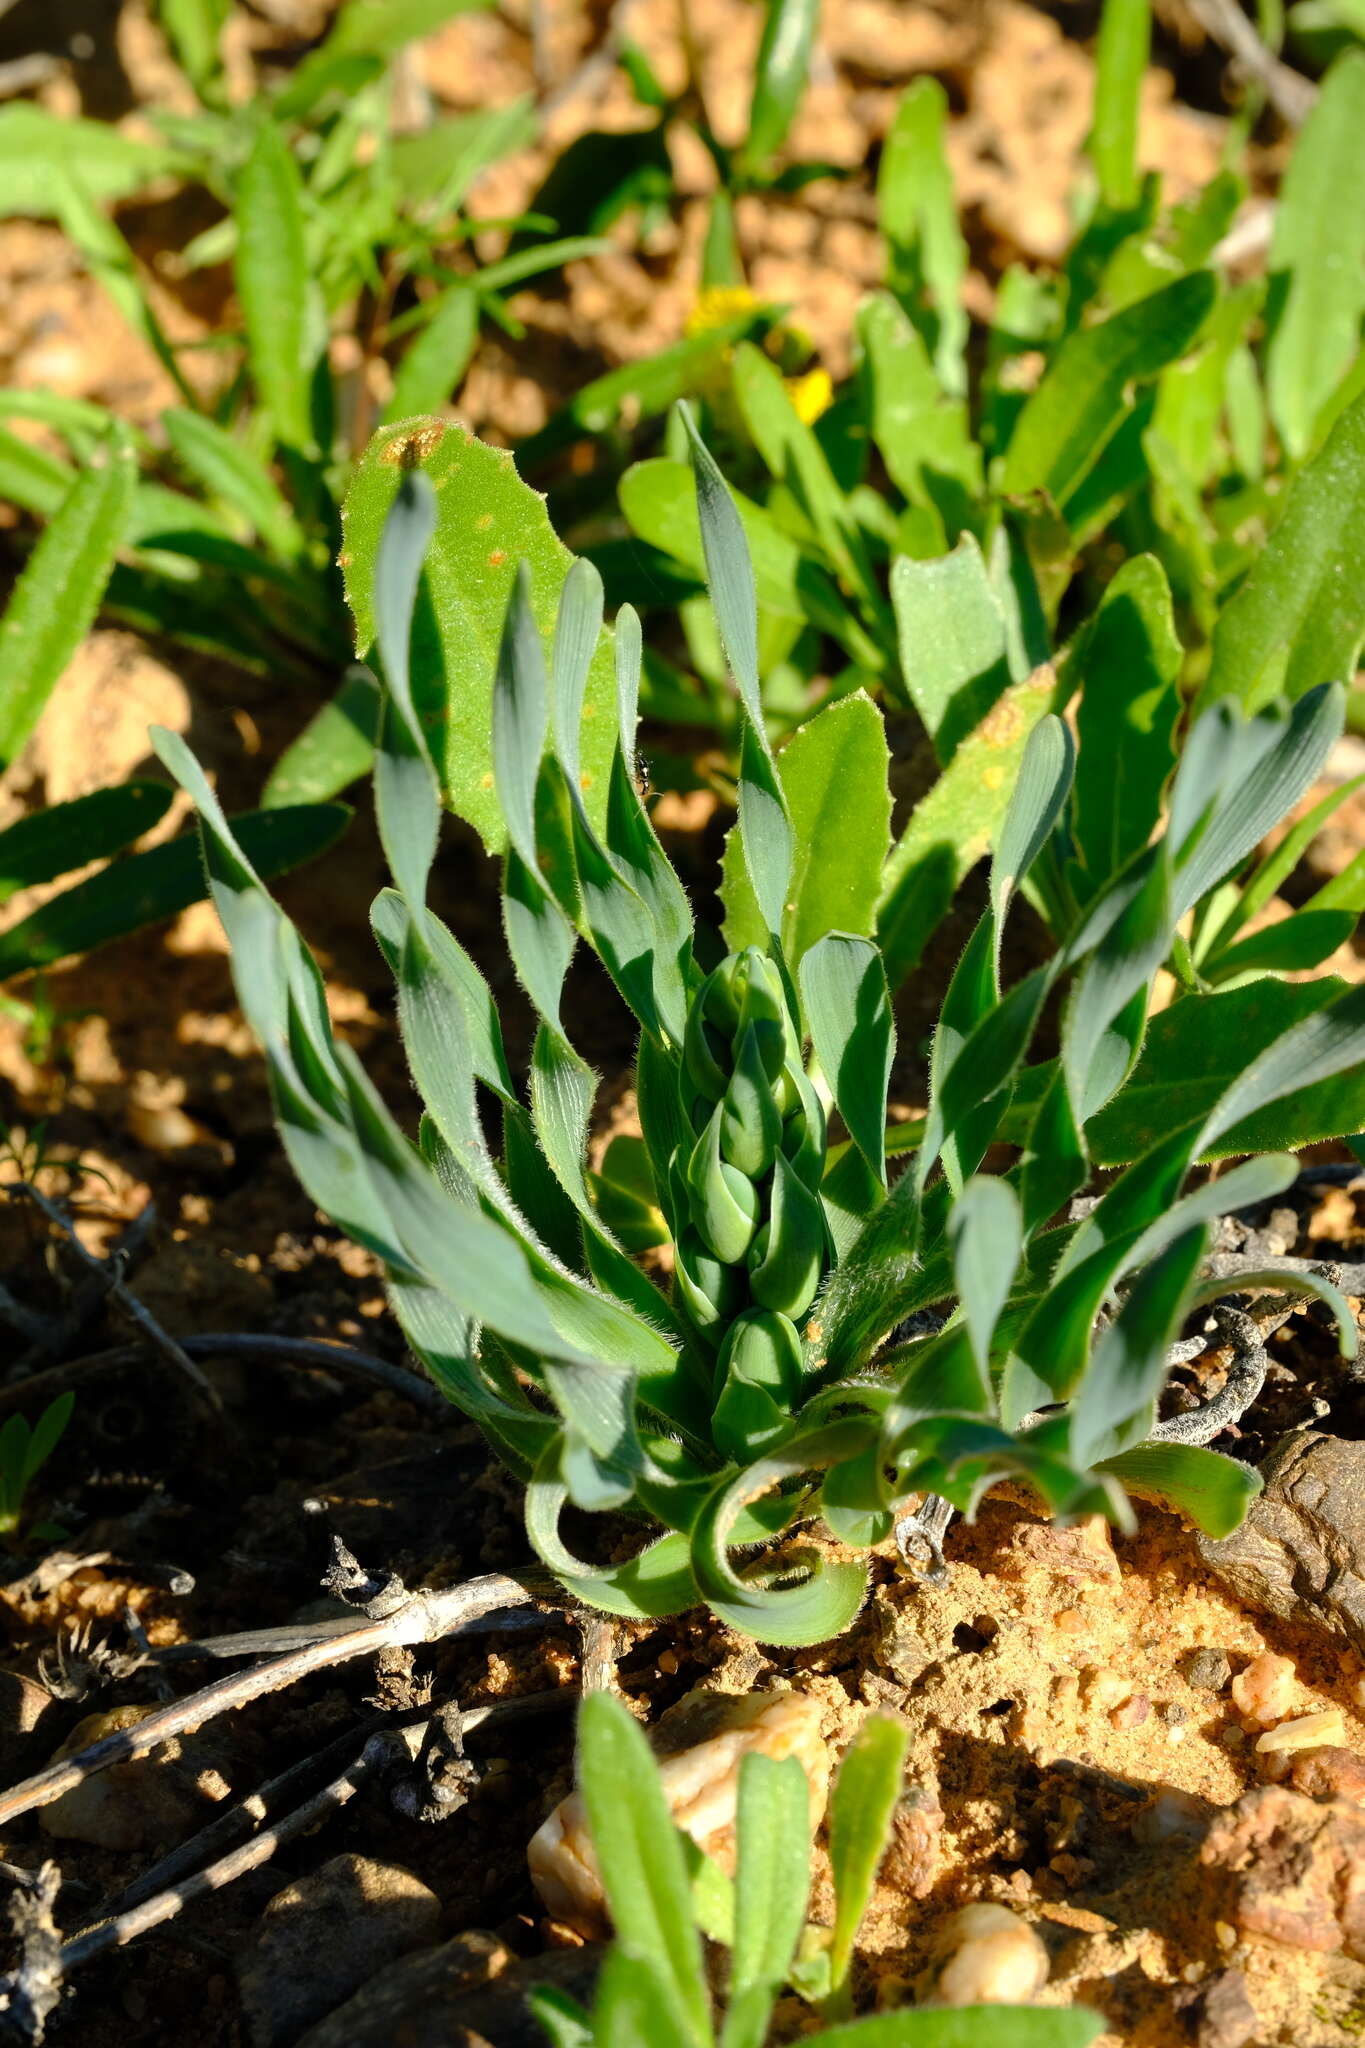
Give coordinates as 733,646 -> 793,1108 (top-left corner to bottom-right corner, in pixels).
1180,1967 -> 1261,2048
882,1784 -> 944,1899
295,1931 -> 601,2048
238,1854 -> 441,2047
924,1903 -> 1050,2006
1230,1651 -> 1296,1728
1289,1748 -> 1365,1806
1199,1433 -> 1365,1652
1256,1709 -> 1346,1756
528,1689 -> 829,1937
1182,1648 -> 1232,1693
1201,1785 -> 1365,1956
38,1704 -> 231,1851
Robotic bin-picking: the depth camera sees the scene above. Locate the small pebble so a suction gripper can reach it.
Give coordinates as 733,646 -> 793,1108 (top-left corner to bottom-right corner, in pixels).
1289,1747 -> 1365,1805
1110,1693 -> 1151,1732
1161,1703 -> 1189,1728
1230,1652 -> 1296,1728
1183,1648 -> 1232,1693
926,1904 -> 1049,2007
1256,1709 -> 1346,1755
1083,1669 -> 1131,1712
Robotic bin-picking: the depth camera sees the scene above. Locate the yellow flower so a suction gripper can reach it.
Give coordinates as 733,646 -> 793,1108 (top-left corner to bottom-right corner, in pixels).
784,366 -> 833,425
685,285 -> 761,338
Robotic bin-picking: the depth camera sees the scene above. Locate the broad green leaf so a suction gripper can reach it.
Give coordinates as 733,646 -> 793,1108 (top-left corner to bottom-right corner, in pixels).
0,803 -> 349,983
1002,272 -> 1216,503
589,1954 -> 702,2048
739,0 -> 820,173
0,105 -> 178,218
1200,908 -> 1356,980
856,294 -> 980,527
0,782 -> 172,903
1099,1442 -> 1261,1537
1200,390 -> 1365,711
877,665 -> 1057,987
878,78 -> 968,395
235,121 -> 317,454
1266,51 -> 1365,460
1070,555 -> 1181,897
343,419 -> 617,853
0,430 -> 136,772
683,408 -> 793,938
263,669 -> 382,807
577,1694 -> 714,2048
1197,977 -> 1365,1155
827,1716 -> 908,1993
1171,686 -> 1342,920
949,1177 -> 1022,1377
720,1754 -> 809,2048
1152,276 -> 1262,489
1091,0 -> 1151,208
801,935 -> 894,1183
891,538 -> 1011,764
720,694 -> 891,966
1007,977 -> 1365,1162
1201,772 -> 1365,959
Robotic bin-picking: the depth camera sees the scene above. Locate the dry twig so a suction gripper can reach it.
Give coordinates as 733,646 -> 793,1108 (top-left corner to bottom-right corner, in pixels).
7,1189 -> 221,1414
0,1571 -> 553,1830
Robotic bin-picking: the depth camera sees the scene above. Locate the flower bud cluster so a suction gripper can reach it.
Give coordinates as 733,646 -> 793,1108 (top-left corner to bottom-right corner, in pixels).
671,948 -> 828,1461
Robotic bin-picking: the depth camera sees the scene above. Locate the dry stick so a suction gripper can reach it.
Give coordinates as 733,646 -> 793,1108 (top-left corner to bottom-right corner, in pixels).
9,1187 -> 221,1415
61,1691 -> 569,1973
58,1739 -> 382,1972
1187,0 -> 1319,125
0,1332 -> 450,1420
0,1572 -> 552,1830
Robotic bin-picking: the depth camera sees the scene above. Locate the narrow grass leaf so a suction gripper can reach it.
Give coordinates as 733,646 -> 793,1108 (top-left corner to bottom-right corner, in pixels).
827,1716 -> 908,1994
235,120 -> 317,453
1091,0 -> 1151,208
1201,392 -> 1365,711
0,429 -> 136,771
1002,272 -> 1216,503
720,1754 -> 810,2048
576,1693 -> 714,2047
1266,51 -> 1365,460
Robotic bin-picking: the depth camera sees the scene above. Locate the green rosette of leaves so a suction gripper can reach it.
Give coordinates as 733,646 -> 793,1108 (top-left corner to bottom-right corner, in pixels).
152,402 -> 1365,1652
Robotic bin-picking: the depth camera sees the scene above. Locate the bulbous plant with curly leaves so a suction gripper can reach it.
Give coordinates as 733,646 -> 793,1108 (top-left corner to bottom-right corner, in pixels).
154,414 -> 1365,1648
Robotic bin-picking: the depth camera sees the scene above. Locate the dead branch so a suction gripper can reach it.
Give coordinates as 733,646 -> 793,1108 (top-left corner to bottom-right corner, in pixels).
8,1189 -> 221,1415
59,1690 -> 569,1976
0,1331 -> 449,1419
0,1571 -> 555,1831
1186,0 -> 1318,125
